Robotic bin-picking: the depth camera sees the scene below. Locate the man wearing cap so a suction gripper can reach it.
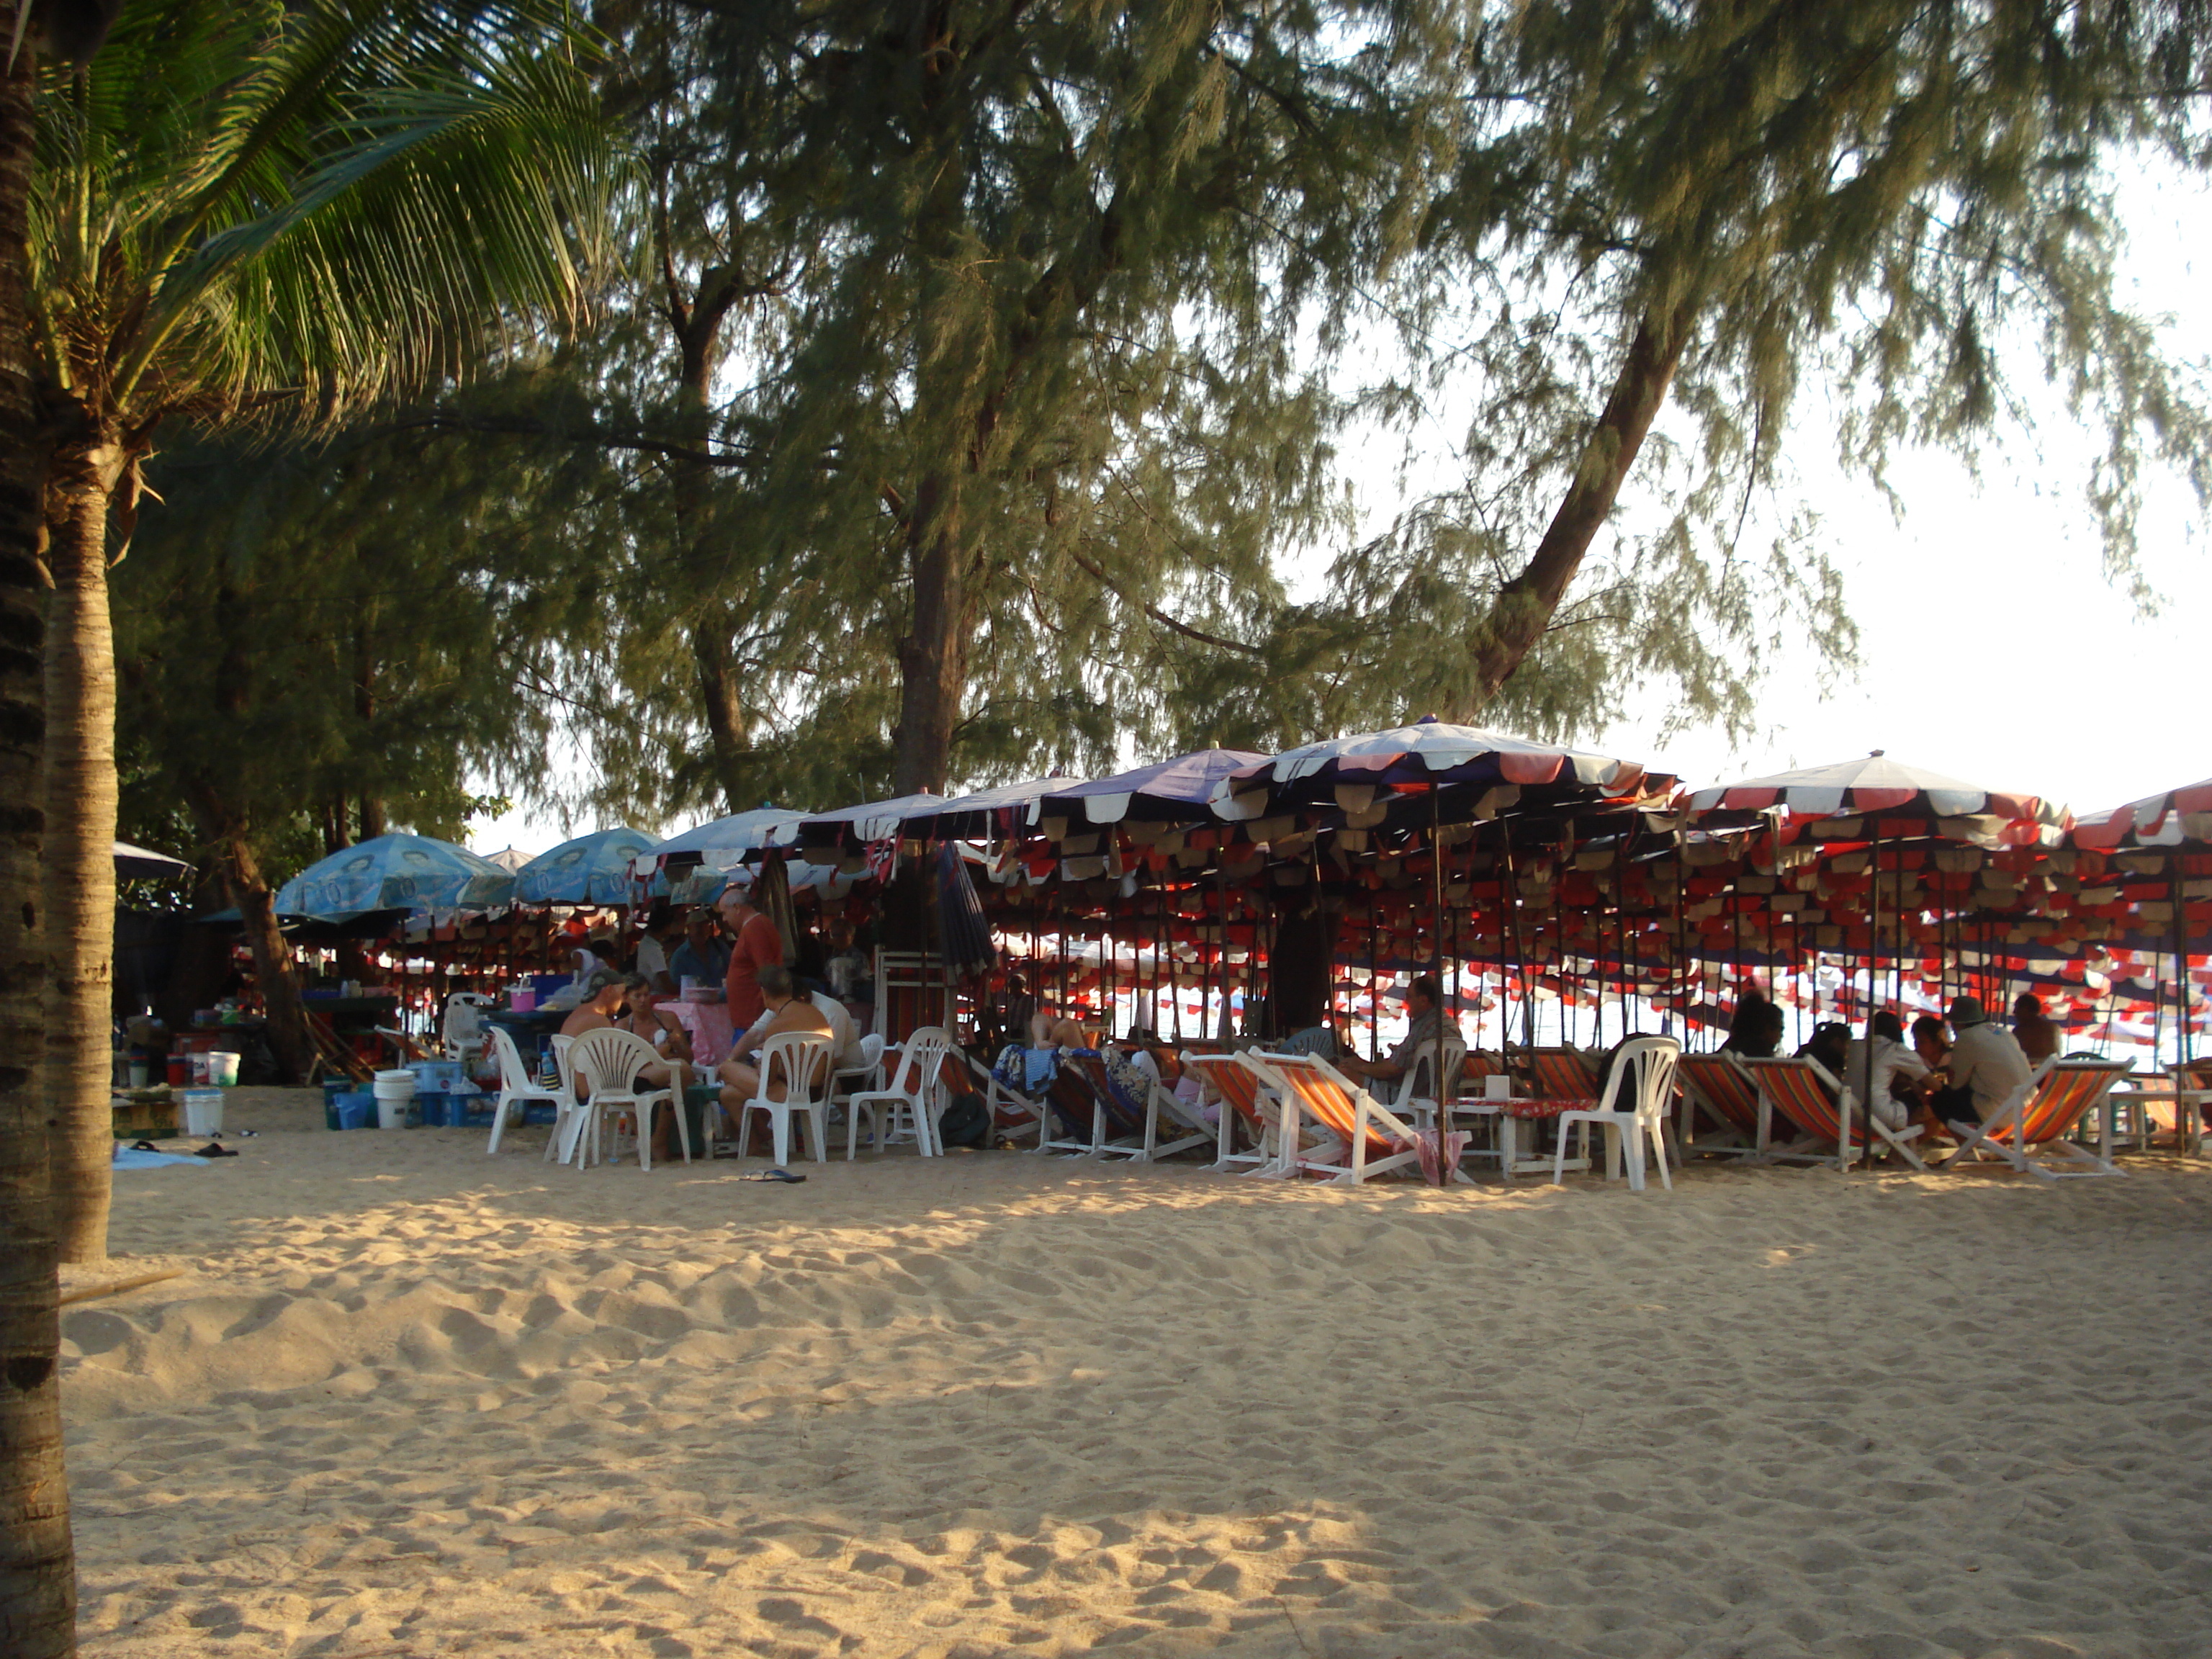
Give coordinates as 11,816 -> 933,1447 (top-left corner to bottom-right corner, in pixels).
1941,997 -> 2032,1134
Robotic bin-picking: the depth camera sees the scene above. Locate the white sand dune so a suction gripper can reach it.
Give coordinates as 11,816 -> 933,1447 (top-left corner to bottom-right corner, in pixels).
61,1088 -> 2212,1657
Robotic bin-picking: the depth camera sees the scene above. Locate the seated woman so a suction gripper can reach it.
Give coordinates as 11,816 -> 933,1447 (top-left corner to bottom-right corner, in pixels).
714,964 -> 833,1120
1029,1002 -> 1094,1051
1721,989 -> 1786,1058
559,969 -> 627,1038
1864,1010 -> 1929,1130
619,974 -> 693,1068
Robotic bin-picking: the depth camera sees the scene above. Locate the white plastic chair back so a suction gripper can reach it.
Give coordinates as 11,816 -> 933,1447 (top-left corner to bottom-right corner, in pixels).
760,1030 -> 834,1103
569,1026 -> 662,1099
488,1024 -> 536,1094
444,992 -> 493,1056
1599,1035 -> 1681,1125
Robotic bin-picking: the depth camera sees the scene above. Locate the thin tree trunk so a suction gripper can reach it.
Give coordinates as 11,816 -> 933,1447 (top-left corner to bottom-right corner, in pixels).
0,7 -> 77,1648
357,797 -> 385,841
42,431 -> 121,1267
187,789 -> 313,1084
890,498 -> 968,796
690,607 -> 748,814
1453,302 -> 1698,714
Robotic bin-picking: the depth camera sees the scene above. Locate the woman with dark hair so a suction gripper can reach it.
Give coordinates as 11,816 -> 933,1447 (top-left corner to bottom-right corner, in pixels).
1720,989 -> 1785,1058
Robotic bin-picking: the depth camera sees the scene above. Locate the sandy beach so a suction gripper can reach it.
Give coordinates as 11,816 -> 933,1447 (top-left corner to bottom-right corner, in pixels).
58,1087 -> 2212,1658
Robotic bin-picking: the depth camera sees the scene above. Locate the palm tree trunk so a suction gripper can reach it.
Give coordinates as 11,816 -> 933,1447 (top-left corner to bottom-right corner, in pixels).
0,9 -> 79,1650
42,431 -> 122,1267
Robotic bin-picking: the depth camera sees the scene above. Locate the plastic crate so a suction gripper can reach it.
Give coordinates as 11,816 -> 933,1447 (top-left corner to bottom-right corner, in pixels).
521,1102 -> 558,1125
330,1092 -> 377,1129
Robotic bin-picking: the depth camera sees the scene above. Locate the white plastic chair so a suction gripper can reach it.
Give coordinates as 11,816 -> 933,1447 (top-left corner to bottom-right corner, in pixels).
443,992 -> 495,1067
485,1025 -> 575,1156
1551,1035 -> 1681,1192
848,1027 -> 953,1159
735,1030 -> 835,1166
830,1032 -> 886,1111
568,1026 -> 685,1172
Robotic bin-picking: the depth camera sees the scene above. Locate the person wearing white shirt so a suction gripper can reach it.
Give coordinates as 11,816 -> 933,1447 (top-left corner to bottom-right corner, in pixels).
1857,1010 -> 1930,1129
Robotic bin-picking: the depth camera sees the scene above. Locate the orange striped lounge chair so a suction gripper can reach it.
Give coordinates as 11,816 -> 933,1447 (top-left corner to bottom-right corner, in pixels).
1743,1056 -> 1926,1171
1939,1058 -> 2131,1179
1676,1051 -> 1766,1158
1238,1051 -> 1474,1186
1181,1049 -> 1286,1174
1489,1046 -> 1604,1182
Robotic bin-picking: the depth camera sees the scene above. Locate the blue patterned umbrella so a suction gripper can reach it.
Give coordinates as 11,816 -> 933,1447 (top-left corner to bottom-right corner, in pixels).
508,827 -> 662,904
275,833 -> 510,917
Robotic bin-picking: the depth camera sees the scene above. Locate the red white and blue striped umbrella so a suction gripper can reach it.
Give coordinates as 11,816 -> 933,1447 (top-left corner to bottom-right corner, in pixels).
2071,776 -> 2212,849
1686,752 -> 2064,835
1210,717 -> 1650,822
1042,747 -> 1264,830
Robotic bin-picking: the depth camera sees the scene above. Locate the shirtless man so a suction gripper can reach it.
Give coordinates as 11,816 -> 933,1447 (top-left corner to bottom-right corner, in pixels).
716,964 -> 833,1115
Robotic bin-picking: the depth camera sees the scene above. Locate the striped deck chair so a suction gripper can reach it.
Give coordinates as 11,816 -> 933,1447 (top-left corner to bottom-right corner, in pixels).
1181,1049 -> 1283,1173
1497,1046 -> 1603,1181
1677,1051 -> 1766,1158
953,1045 -> 1055,1152
1939,1058 -> 2130,1179
1237,1051 -> 1473,1185
1061,1053 -> 1210,1162
1743,1056 -> 1925,1171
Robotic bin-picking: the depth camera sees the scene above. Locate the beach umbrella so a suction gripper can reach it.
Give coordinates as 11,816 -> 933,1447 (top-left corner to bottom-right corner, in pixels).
1685,752 -> 2064,840
274,832 -> 510,917
507,827 -> 662,905
653,806 -> 804,861
788,791 -> 945,858
2071,776 -> 2212,850
902,777 -> 1074,842
1040,747 -> 1264,831
481,845 -> 534,873
1688,752 -> 2069,1166
2071,777 -> 2211,1065
1213,717 -> 1651,823
114,840 -> 191,880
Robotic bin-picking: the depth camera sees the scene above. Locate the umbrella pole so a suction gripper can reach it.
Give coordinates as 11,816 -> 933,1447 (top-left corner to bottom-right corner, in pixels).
1427,786 -> 1446,1179
1858,820 -> 1882,1177
2172,862 -> 2190,1071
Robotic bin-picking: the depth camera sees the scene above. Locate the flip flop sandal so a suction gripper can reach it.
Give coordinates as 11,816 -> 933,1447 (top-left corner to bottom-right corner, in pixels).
193,1143 -> 239,1159
130,1140 -> 158,1153
740,1167 -> 806,1183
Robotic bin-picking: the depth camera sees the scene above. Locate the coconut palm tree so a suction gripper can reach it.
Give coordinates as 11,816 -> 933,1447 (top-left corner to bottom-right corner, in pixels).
30,0 -> 615,1264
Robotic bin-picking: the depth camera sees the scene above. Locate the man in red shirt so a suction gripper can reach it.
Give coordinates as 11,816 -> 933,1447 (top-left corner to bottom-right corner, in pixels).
716,880 -> 785,1029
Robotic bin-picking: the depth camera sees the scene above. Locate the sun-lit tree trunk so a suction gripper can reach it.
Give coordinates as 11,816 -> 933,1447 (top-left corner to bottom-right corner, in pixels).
41,426 -> 122,1267
1452,303 -> 1697,715
0,6 -> 78,1648
185,788 -> 313,1084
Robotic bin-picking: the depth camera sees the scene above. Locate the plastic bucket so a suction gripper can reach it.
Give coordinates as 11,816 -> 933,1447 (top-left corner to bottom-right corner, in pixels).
373,1069 -> 415,1130
509,988 -> 537,1012
207,1051 -> 240,1087
181,1089 -> 225,1136
334,1092 -> 376,1129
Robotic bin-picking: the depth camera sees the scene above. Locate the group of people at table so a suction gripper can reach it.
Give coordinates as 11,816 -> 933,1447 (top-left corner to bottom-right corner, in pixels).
528,876 -> 2071,1164
547,884 -> 873,1159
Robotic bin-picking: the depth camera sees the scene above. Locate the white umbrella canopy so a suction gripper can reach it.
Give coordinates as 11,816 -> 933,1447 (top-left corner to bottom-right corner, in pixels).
480,845 -> 535,873
114,840 -> 192,879
652,806 -> 805,860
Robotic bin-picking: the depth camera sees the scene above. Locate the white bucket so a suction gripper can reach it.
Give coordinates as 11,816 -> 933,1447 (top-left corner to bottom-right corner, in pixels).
207,1051 -> 240,1087
373,1069 -> 415,1130
181,1088 -> 225,1136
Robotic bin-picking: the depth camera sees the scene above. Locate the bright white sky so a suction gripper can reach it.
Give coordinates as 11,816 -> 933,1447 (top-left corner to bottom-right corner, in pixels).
469,166 -> 2209,858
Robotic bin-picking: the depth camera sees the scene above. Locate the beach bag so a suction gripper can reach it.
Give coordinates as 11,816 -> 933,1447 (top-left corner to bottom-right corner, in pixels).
936,1089 -> 991,1150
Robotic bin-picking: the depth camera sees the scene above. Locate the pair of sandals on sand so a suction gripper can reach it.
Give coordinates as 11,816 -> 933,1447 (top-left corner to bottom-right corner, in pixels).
128,1133 -> 249,1159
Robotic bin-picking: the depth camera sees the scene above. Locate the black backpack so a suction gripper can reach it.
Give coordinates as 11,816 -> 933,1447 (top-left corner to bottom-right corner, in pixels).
935,1089 -> 992,1150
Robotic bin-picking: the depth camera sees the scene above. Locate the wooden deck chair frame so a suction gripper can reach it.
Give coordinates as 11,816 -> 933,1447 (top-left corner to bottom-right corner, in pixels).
1939,1058 -> 2130,1179
1062,1053 -> 1211,1163
1238,1051 -> 1474,1186
1179,1049 -> 1283,1172
1743,1056 -> 1925,1172
1676,1051 -> 1768,1159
